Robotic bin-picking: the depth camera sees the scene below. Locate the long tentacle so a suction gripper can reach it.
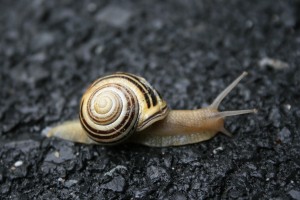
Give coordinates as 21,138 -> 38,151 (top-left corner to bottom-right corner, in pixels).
213,109 -> 257,118
210,71 -> 248,109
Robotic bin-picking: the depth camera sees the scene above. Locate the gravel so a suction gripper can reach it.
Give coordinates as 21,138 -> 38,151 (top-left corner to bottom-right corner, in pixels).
1,0 -> 300,199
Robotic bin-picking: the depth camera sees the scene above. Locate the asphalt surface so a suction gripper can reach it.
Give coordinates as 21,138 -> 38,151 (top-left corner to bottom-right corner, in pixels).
1,0 -> 300,199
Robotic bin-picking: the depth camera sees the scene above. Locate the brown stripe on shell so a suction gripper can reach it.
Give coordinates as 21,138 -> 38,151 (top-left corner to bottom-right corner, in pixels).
117,72 -> 158,107
91,73 -> 152,108
80,84 -> 139,143
81,85 -> 134,136
86,106 -> 138,142
148,86 -> 158,106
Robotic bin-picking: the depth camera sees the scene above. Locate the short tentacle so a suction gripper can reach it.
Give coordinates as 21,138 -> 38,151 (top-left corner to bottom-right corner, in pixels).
220,127 -> 232,137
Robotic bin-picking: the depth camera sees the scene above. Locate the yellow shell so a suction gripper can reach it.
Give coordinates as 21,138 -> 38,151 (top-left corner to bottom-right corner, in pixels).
79,72 -> 168,144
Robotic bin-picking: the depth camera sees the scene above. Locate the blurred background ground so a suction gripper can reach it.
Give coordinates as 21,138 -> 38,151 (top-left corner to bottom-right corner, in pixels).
0,0 -> 300,199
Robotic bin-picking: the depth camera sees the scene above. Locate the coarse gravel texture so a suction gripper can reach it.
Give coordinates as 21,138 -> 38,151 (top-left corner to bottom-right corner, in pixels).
1,0 -> 300,199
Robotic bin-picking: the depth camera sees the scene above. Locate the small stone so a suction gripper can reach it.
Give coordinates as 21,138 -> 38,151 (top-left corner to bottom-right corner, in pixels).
58,177 -> 65,183
213,146 -> 224,154
100,176 -> 126,192
18,106 -> 39,115
151,19 -> 164,29
87,2 -> 97,12
245,20 -> 254,29
278,127 -> 291,143
41,162 -> 66,177
269,107 -> 281,127
134,188 -> 148,199
95,45 -> 104,55
6,30 -> 19,41
28,66 -> 49,84
104,165 -> 127,177
288,190 -> 300,200
174,78 -> 190,93
146,166 -> 170,183
173,193 -> 187,200
14,161 -> 23,167
96,6 -> 132,27
284,104 -> 291,111
11,65 -> 49,84
44,143 -> 76,164
31,32 -> 55,50
4,140 -> 40,153
259,57 -> 289,70
75,38 -> 103,62
29,52 -> 47,63
0,183 -> 10,194
54,151 -> 60,158
64,180 -> 78,188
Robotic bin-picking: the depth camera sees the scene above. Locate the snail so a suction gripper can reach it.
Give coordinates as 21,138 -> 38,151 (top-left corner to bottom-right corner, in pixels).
45,72 -> 257,147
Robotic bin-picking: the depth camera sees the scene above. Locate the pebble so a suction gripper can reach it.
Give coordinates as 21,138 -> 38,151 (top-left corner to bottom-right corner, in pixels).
288,190 -> 300,200
0,183 -> 10,194
4,140 -> 40,154
64,179 -> 78,188
58,177 -> 65,183
96,6 -> 132,27
213,146 -> 224,154
284,104 -> 291,111
278,127 -> 291,143
44,143 -> 76,164
269,107 -> 281,127
29,52 -> 47,63
104,165 -> 127,177
87,2 -> 97,12
146,166 -> 170,183
173,193 -> 187,200
14,161 -> 23,167
54,151 -> 60,158
100,176 -> 126,192
259,57 -> 289,70
31,32 -> 55,50
10,65 -> 49,84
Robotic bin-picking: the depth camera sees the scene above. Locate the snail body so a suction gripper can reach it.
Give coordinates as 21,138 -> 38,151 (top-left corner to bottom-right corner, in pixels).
45,72 -> 256,147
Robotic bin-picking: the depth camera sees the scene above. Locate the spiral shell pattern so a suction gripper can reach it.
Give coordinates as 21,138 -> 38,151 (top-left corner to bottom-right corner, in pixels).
80,84 -> 139,144
79,72 -> 168,144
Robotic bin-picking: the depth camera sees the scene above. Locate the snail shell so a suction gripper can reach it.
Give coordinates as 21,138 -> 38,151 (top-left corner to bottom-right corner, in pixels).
80,72 -> 168,144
